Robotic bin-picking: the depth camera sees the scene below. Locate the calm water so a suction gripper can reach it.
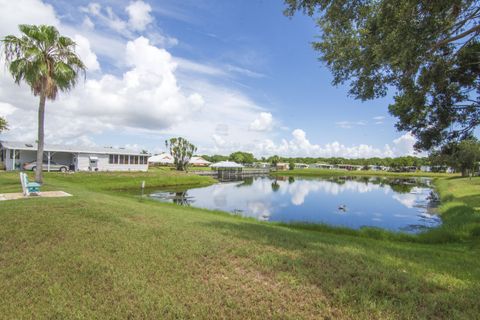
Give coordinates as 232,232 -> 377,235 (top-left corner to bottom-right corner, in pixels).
149,176 -> 441,233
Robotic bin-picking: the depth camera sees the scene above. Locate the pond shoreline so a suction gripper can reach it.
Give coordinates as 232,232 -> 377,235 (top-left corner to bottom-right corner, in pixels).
147,175 -> 441,238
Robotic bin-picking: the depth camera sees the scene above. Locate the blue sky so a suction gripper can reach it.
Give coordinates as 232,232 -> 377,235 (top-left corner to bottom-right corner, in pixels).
0,0 -> 418,157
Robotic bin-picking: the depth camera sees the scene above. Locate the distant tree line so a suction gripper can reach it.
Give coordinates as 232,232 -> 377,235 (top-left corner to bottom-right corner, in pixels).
200,152 -> 433,168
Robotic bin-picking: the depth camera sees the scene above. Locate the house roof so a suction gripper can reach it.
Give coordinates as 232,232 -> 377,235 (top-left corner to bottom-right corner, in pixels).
210,161 -> 243,168
189,156 -> 211,165
148,153 -> 174,164
0,140 -> 148,156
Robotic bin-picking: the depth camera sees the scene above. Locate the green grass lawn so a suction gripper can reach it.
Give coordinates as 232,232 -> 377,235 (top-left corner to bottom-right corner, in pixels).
0,170 -> 479,319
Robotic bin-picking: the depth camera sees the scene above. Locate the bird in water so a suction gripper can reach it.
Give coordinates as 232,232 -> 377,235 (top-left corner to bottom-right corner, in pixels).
338,204 -> 347,211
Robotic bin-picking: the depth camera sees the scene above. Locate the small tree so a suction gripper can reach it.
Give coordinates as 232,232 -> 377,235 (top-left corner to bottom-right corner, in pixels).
454,139 -> 480,177
269,155 -> 280,167
289,161 -> 295,170
0,117 -> 7,133
165,137 -> 197,171
431,139 -> 480,176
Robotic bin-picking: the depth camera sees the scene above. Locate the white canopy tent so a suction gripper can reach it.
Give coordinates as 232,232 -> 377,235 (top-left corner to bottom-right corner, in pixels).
210,161 -> 244,168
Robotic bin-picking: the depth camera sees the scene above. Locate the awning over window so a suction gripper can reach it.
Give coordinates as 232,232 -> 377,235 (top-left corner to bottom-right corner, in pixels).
89,156 -> 99,160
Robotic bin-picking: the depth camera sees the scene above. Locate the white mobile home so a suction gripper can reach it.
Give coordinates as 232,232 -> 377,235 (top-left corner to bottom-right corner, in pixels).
148,153 -> 174,165
0,141 -> 149,172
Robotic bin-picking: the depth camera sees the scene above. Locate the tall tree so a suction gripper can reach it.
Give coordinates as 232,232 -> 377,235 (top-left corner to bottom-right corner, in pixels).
0,117 -> 7,133
229,151 -> 255,164
285,0 -> 480,151
165,137 -> 197,171
2,25 -> 85,182
432,138 -> 480,176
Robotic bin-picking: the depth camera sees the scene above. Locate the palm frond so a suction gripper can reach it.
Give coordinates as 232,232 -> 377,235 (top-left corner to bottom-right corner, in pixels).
1,24 -> 86,100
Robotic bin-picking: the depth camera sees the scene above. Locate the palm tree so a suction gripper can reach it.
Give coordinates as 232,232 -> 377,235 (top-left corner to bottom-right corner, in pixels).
2,25 -> 85,183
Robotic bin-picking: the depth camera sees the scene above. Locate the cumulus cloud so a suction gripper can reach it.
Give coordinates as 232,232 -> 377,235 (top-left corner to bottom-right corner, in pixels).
392,132 -> 417,156
73,35 -> 100,71
126,1 -> 154,31
63,36 -> 204,129
249,112 -> 273,132
251,129 -> 423,158
0,0 -> 59,36
0,35 -> 205,141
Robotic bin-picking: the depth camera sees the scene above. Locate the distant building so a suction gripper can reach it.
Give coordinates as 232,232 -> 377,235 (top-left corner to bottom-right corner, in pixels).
276,162 -> 289,170
148,153 -> 174,165
254,162 -> 271,169
189,156 -> 211,167
294,163 -> 309,169
420,165 -> 431,172
368,165 -> 388,171
314,163 -> 334,170
337,164 -> 363,171
0,140 -> 149,172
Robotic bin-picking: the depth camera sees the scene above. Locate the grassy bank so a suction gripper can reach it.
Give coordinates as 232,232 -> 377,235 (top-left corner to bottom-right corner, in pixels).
0,171 -> 479,319
273,168 -> 457,178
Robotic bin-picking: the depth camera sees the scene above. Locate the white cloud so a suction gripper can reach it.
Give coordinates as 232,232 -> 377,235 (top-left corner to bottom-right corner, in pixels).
336,120 -> 367,129
0,102 -> 17,117
73,35 -> 100,71
249,112 -> 273,132
82,16 -> 95,30
373,116 -> 385,125
0,0 -> 59,36
126,1 -> 154,31
251,129 -> 423,158
392,133 -> 416,156
174,57 -> 227,77
226,64 -> 265,78
0,35 -> 205,140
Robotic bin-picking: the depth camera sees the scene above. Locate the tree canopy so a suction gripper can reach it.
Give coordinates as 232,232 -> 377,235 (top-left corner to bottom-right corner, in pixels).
201,154 -> 229,163
284,0 -> 480,151
165,137 -> 197,171
430,138 -> 480,176
229,151 -> 255,164
0,117 -> 7,133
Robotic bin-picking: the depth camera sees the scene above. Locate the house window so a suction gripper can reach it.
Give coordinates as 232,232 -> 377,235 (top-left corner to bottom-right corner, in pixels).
108,154 -> 122,164
133,156 -> 139,164
140,156 -> 147,164
119,155 -> 125,164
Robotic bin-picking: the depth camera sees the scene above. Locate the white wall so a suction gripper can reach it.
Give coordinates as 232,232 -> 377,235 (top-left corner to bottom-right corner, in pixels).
77,153 -> 148,172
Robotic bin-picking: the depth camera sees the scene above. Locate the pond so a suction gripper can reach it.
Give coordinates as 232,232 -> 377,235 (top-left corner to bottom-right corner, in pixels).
149,176 -> 441,233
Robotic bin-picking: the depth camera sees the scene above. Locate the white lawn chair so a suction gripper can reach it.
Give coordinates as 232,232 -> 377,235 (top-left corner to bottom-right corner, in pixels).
19,172 -> 41,196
